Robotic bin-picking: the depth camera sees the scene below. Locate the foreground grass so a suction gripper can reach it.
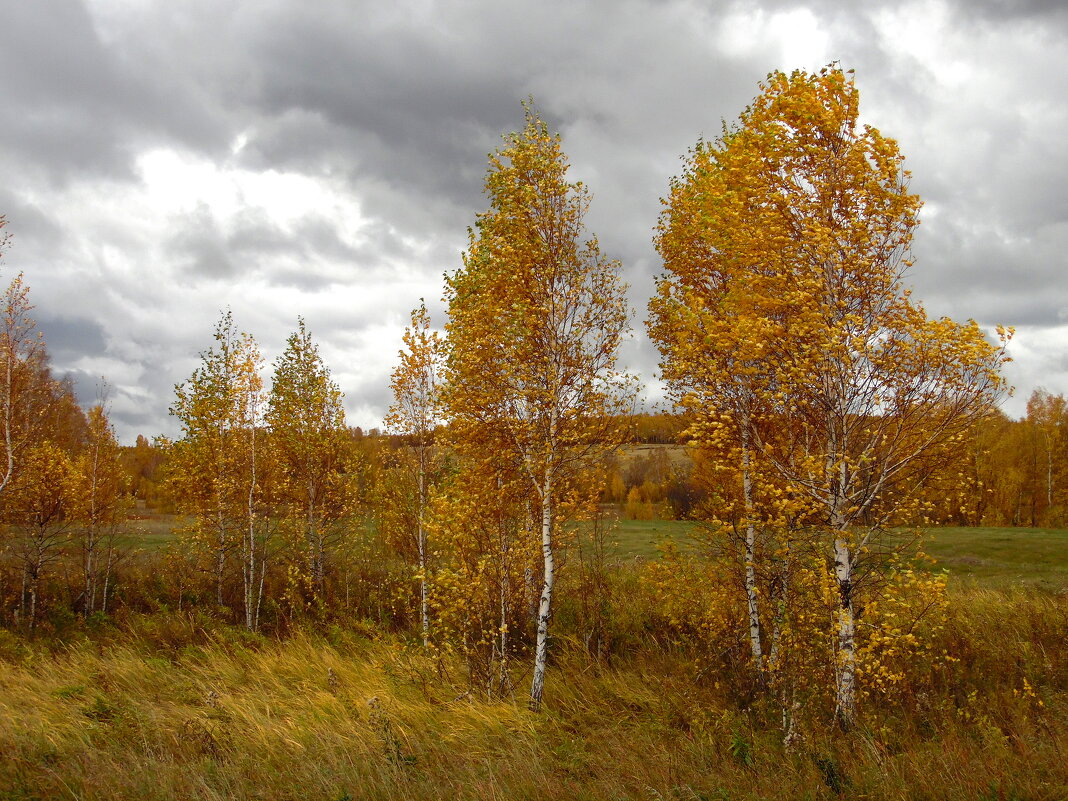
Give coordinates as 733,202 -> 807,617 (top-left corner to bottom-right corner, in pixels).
1,587 -> 1066,801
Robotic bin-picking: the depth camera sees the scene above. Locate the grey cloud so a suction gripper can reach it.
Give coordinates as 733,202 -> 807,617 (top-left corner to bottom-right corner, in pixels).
245,7 -> 520,204
179,205 -> 425,291
0,1 -> 235,187
168,206 -> 238,279
907,216 -> 1068,329
0,1 -> 134,182
59,368 -> 111,409
0,0 -> 1065,436
36,314 -> 108,361
225,209 -> 300,261
946,0 -> 1068,21
763,0 -> 1067,22
0,191 -> 64,257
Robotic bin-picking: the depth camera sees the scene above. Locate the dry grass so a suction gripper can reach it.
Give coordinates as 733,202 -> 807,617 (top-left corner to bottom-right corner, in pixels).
1,583 -> 1066,801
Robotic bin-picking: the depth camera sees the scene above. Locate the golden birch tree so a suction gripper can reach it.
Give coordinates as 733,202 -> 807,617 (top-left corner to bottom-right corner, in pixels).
170,310 -> 269,629
4,441 -> 75,628
1025,388 -> 1066,525
649,66 -> 1009,727
426,461 -> 535,697
70,401 -> 131,617
0,272 -> 49,502
384,300 -> 445,646
266,317 -> 349,605
443,104 -> 634,711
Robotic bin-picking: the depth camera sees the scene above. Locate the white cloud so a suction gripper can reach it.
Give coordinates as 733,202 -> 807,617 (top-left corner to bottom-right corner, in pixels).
716,5 -> 833,69
1001,324 -> 1068,417
2,0 -> 1066,440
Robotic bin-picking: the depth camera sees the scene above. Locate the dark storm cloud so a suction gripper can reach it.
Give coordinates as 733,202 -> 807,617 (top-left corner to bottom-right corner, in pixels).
0,190 -> 64,256
0,1 -> 234,185
949,0 -> 1068,20
36,315 -> 108,360
0,1 -> 133,181
0,0 -> 1065,438
33,316 -> 111,416
230,5 -> 523,240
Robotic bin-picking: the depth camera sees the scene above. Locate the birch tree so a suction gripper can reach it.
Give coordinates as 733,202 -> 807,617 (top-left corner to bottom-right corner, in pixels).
384,301 -> 444,646
1025,388 -> 1066,525
0,272 -> 48,502
426,461 -> 534,696
443,104 -> 634,711
649,66 -> 1009,727
5,442 -> 75,628
70,401 -> 130,616
170,310 -> 269,629
266,318 -> 348,604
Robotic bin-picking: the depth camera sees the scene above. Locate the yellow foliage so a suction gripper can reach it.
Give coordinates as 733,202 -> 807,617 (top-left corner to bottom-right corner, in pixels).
647,65 -> 1010,723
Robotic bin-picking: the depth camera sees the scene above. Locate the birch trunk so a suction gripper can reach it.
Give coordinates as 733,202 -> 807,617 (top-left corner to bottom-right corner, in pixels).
101,541 -> 114,615
768,541 -> 791,670
499,570 -> 509,695
215,507 -> 226,607
1046,432 -> 1054,511
418,448 -> 429,648
741,432 -> 764,672
243,425 -> 258,631
0,310 -> 19,500
307,482 -> 324,599
84,524 -> 97,616
830,449 -> 856,729
833,531 -> 856,728
85,436 -> 100,615
529,472 -> 554,712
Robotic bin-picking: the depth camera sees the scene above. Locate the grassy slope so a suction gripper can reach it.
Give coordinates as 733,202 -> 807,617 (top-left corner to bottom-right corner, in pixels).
923,526 -> 1068,590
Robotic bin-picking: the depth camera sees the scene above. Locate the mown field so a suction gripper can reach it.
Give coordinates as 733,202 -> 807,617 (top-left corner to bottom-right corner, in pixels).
2,519 -> 1064,801
127,506 -> 1068,592
611,520 -> 1068,591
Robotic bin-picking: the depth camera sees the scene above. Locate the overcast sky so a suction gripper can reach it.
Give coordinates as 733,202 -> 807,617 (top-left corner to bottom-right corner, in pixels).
1,0 -> 1065,442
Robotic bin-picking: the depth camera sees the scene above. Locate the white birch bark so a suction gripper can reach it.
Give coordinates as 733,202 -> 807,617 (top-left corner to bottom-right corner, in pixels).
833,532 -> 856,727
529,471 -> 554,712
418,447 -> 429,648
741,432 -> 764,671
830,450 -> 856,727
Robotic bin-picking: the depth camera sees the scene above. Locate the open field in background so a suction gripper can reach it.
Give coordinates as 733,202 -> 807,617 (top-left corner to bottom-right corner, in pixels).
124,508 -> 187,550
920,527 -> 1068,591
610,521 -> 1068,591
120,509 -> 1068,592
604,518 -> 699,559
618,442 -> 692,465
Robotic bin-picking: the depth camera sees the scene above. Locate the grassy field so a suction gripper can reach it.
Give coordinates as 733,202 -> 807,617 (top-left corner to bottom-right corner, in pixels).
0,592 -> 1065,801
123,509 -> 187,549
608,519 -> 1068,591
1,517 -> 1066,799
121,510 -> 1068,592
920,526 -> 1068,591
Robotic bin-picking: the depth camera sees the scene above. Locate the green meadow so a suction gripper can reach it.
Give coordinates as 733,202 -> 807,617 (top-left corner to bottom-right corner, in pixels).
604,519 -> 1068,591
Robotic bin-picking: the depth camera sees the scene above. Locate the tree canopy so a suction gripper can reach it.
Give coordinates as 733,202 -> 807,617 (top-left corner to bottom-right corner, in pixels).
649,66 -> 1009,726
